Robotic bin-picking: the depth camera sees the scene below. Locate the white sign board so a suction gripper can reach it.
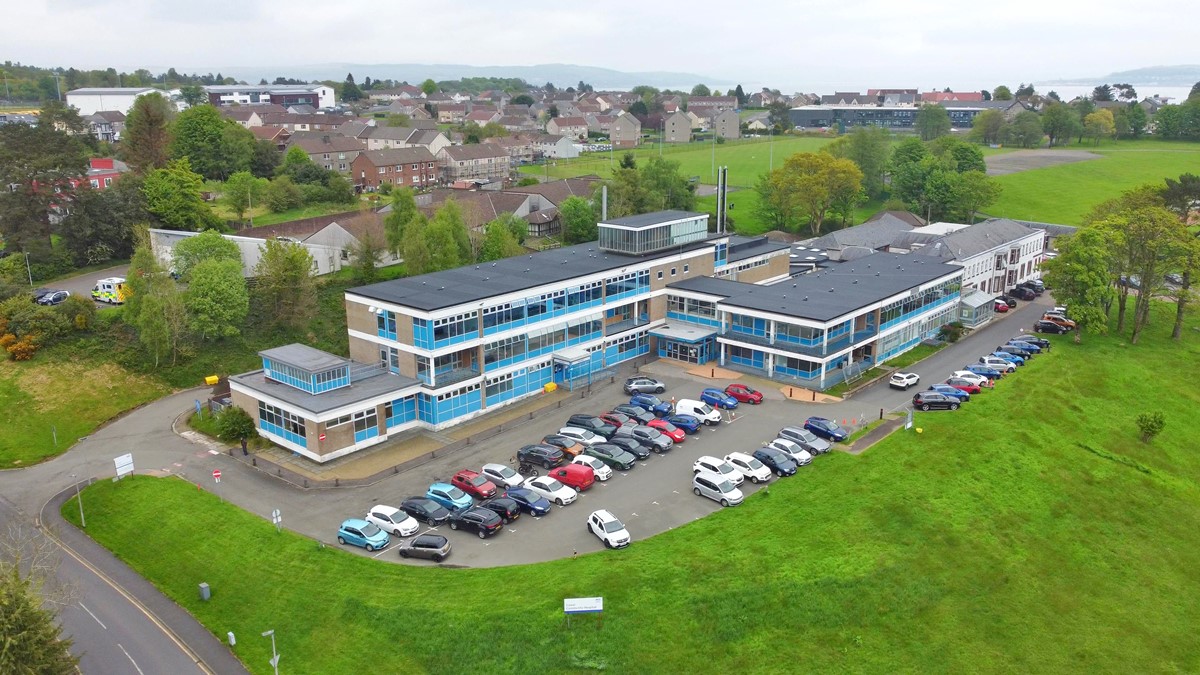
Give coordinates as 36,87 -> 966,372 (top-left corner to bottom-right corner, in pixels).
905,409 -> 914,430
564,597 -> 604,614
114,453 -> 134,478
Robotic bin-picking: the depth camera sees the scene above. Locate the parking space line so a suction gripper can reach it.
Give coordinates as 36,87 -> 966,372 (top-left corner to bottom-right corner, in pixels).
372,548 -> 390,559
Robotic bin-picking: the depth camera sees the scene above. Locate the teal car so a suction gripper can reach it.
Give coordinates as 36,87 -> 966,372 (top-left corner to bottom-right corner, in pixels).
337,518 -> 389,552
426,482 -> 474,511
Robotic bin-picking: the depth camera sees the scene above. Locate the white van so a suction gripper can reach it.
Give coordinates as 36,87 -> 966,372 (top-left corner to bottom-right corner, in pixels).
692,471 -> 744,507
675,399 -> 722,426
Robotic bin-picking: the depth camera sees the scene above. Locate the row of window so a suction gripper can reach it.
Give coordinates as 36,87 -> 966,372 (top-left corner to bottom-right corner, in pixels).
263,358 -> 349,395
259,401 -> 306,447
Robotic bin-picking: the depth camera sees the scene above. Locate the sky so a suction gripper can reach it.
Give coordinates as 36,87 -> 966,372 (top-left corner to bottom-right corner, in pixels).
10,0 -> 1198,91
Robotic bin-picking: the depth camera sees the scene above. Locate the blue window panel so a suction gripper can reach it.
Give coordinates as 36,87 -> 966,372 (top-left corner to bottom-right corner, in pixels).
417,394 -> 437,424
666,311 -> 722,329
386,397 -> 417,428
376,311 -> 397,341
354,426 -> 380,443
715,242 -> 728,267
260,420 -> 307,448
413,319 -> 433,349
728,348 -> 766,370
729,315 -> 768,339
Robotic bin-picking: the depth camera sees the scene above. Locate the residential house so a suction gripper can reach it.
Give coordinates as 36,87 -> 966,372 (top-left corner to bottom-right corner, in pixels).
250,125 -> 292,151
85,158 -> 129,190
437,144 -> 511,183
336,120 -> 373,141
586,114 -> 616,135
484,136 -> 535,164
351,147 -> 439,192
287,134 -> 367,174
526,133 -> 579,159
685,96 -> 738,116
364,126 -> 450,155
436,103 -> 468,123
610,113 -> 642,148
502,104 -> 532,118
744,112 -> 771,132
663,111 -> 692,143
546,116 -> 589,140
421,189 -> 535,232
497,115 -> 538,133
205,84 -> 335,109
86,111 -> 126,142
465,110 -> 499,126
260,113 -> 353,132
867,88 -> 918,105
920,91 -> 985,103
710,109 -> 741,140
368,85 -> 423,101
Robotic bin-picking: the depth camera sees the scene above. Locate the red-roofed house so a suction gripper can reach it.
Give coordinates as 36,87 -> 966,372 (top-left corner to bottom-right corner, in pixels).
85,158 -> 129,190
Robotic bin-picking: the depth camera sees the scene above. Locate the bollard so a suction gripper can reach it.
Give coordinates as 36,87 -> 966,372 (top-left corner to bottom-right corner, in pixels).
789,387 -> 794,397
252,457 -> 257,467
812,391 -> 816,401
879,408 -> 884,420
711,368 -> 715,377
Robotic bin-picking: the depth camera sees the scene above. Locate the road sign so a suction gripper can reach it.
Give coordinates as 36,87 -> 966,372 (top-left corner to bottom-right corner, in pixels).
318,433 -> 326,441
213,469 -> 222,483
564,597 -> 603,614
114,453 -> 134,479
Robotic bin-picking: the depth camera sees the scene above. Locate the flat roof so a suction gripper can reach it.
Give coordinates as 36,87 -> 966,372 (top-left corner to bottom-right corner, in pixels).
726,235 -> 790,263
260,344 -> 347,372
230,368 -> 420,416
669,251 -> 961,322
601,210 -> 707,230
651,324 -> 717,342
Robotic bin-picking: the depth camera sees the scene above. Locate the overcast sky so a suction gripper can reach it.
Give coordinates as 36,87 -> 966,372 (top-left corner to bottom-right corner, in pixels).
10,0 -> 1196,91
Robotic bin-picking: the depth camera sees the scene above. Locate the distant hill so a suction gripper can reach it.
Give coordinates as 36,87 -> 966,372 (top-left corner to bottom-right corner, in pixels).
210,63 -> 731,91
1041,64 -> 1200,86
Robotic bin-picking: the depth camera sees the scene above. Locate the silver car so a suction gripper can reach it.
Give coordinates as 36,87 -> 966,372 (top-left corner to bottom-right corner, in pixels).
613,424 -> 672,452
777,426 -> 831,454
624,376 -> 666,395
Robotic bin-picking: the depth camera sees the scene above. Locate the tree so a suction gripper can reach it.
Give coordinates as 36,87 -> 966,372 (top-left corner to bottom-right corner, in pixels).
136,274 -> 190,366
1070,98 -> 1096,143
427,200 -> 472,264
264,176 -> 303,213
142,159 -> 221,232
766,101 -> 794,131
222,171 -> 268,222
628,100 -> 649,116
342,73 -> 363,102
478,218 -> 524,262
0,528 -> 79,674
122,92 -> 175,174
1041,226 -> 1117,341
823,126 -> 890,198
929,136 -> 986,173
765,152 -> 863,236
1041,103 -> 1079,147
420,79 -> 438,95
1127,103 -> 1148,138
0,117 -> 89,259
401,214 -> 432,275
954,171 -> 1002,223
252,239 -> 316,329
1092,84 -> 1114,102
1115,83 -> 1138,102
560,196 -> 598,243
734,84 -> 746,106
1135,412 -> 1165,443
1095,205 -> 1191,343
969,108 -> 1006,145
185,258 -> 248,339
383,187 -> 419,255
915,103 -> 951,141
510,94 -> 534,106
216,405 -> 256,444
1005,110 -> 1045,148
1083,109 -> 1116,145
690,84 -> 711,97
59,178 -> 144,266
487,211 -> 527,245
170,105 -> 254,180
249,140 -> 281,179
992,85 -> 1013,101
1014,83 -> 1036,98
1191,81 -> 1200,102
178,85 -> 207,107
348,232 -> 385,284
980,89 -> 992,101
172,229 -> 241,280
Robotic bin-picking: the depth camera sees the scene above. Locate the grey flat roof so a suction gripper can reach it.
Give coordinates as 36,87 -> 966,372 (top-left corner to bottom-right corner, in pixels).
231,368 -> 420,416
260,344 -> 347,372
602,210 -> 706,230
726,235 -> 790,263
669,251 -> 961,322
651,324 -> 717,342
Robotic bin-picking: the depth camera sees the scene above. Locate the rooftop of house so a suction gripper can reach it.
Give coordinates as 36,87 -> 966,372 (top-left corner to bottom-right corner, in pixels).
287,135 -> 367,154
812,213 -> 920,253
357,147 -> 436,166
440,144 -> 510,161
232,363 -> 419,415
909,219 -> 1041,261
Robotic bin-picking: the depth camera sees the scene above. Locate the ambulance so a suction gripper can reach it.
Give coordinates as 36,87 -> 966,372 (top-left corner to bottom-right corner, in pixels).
91,277 -> 131,304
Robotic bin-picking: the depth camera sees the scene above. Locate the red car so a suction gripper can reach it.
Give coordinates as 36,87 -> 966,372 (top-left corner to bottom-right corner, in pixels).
994,300 -> 1010,313
647,418 -> 687,443
451,470 -> 497,500
546,464 -> 595,491
598,412 -> 638,429
724,383 -> 764,404
944,377 -> 982,394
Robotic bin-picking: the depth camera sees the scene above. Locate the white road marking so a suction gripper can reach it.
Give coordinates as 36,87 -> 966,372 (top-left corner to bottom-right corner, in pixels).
79,602 -> 106,629
372,548 -> 389,558
117,643 -> 146,675
630,512 -> 638,517
672,490 -> 679,494
651,501 -> 659,505
207,449 -> 219,455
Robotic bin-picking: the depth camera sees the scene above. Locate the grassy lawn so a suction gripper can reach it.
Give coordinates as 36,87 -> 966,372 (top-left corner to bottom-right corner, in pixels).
882,342 -> 945,369
209,202 -> 361,228
64,302 -> 1200,673
989,140 -> 1200,224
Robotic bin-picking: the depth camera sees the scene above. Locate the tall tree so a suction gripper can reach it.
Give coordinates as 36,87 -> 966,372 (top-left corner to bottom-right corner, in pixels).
690,84 -> 711,97
560,196 -> 599,244
734,84 -> 746,106
59,178 -> 145,265
383,187 -> 419,255
915,103 -> 952,141
178,85 -> 207,107
1083,109 -> 1116,145
141,159 -> 222,232
823,126 -> 890,198
1040,227 -> 1117,341
252,239 -> 316,329
1091,84 -> 1114,101
420,79 -> 438,96
0,117 -> 88,259
954,171 -> 1002,223
968,108 -> 1006,145
992,85 -> 1013,101
348,232 -> 385,284
1127,103 -> 1148,138
1041,103 -> 1079,147
0,535 -> 79,674
249,139 -> 281,178
342,73 -> 363,102
477,218 -> 524,261
122,92 -> 175,174
929,136 -> 986,173
401,214 -> 432,275
136,271 -> 189,366
222,171 -> 268,222
1005,110 -> 1045,148
170,104 -> 253,180
185,258 -> 248,340
171,228 -> 241,280
427,200 -> 472,263
766,152 -> 863,236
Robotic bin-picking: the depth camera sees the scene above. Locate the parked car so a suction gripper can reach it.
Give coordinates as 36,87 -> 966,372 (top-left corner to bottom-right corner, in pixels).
624,376 -> 666,394
337,518 -> 390,552
566,414 -> 618,439
777,426 -> 831,454
1040,314 -> 1076,330
990,351 -> 1025,366
522,475 -> 578,506
504,487 -> 553,516
979,356 -> 1016,373
765,438 -> 814,466
950,370 -> 990,386
912,391 -> 960,411
35,289 -> 70,306
629,393 -> 673,416
674,399 -> 722,425
451,469 -> 498,500
1011,335 -> 1050,350
557,427 -> 607,447
692,471 -> 744,507
397,533 -> 451,562
365,505 -> 420,537
587,510 -> 631,549
477,497 -> 522,524
646,418 -> 687,443
804,416 -> 848,442
425,483 -> 473,511
541,434 -> 586,457
700,387 -> 740,410
998,344 -> 1034,358
889,372 -> 920,390
598,411 -> 638,429
692,455 -> 745,485
582,444 -> 637,471
964,363 -> 1004,380
664,414 -> 702,434
399,497 -> 450,526
993,299 -> 1010,313
926,383 -> 970,402
724,383 -> 764,404
1032,320 -> 1070,334
572,454 -> 613,481
480,463 -> 525,490
752,447 -> 798,477
517,443 -> 565,469
724,451 -> 773,484
1009,287 -> 1036,301
545,464 -> 596,492
447,506 -> 503,539
944,377 -> 982,394
611,404 -> 655,424
600,436 -> 647,461
998,295 -> 1019,309
1004,341 -> 1041,354
616,425 -> 673,452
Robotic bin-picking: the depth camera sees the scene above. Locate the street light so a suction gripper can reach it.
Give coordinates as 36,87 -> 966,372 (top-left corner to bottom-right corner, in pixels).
23,252 -> 33,287
70,474 -> 85,527
262,630 -> 280,675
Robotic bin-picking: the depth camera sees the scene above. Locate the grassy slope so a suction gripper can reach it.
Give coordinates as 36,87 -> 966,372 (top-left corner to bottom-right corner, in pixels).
65,303 -> 1200,674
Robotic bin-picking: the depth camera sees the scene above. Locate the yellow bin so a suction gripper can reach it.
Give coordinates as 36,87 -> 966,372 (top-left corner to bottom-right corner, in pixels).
543,382 -> 558,393
204,375 -> 220,386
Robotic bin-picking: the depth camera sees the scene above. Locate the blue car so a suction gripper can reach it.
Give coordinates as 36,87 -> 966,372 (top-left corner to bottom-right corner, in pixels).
425,483 -> 473,511
665,414 -> 702,434
926,383 -> 970,402
699,387 -> 739,410
504,487 -> 552,516
804,416 -> 848,442
1006,340 -> 1042,353
964,363 -> 1003,380
629,393 -> 673,417
337,518 -> 390,552
991,351 -> 1025,366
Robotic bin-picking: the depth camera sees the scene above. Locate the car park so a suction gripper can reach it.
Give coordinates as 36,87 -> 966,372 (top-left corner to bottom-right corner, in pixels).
629,393 -> 673,416
926,383 -> 969,402
611,404 -> 655,424
517,443 -> 565,469
765,438 -> 813,466
624,376 -> 666,394
979,356 -> 1015,373
945,377 -> 982,394
674,399 -> 722,425
365,505 -> 420,537
692,471 -> 744,507
664,414 -> 702,434
776,426 -> 831,454
451,469 -> 498,500
541,434 -> 585,457
692,455 -> 745,485
912,391 -> 960,411
724,383 -> 764,404
478,497 -> 522,524
426,483 -> 474,511
546,464 -> 596,492
752,447 -> 798,477
522,476 -> 578,506
994,299 -> 1010,313
964,363 -> 1004,380
35,289 -> 70,306
566,414 -> 618,439
582,444 -> 637,471
700,387 -> 740,410
724,452 -> 772,484
804,417 -> 848,442
447,506 -> 504,539
587,510 -> 631,549
397,534 -> 451,562
503,487 -> 552,516
399,497 -> 451,526
480,463 -> 525,489
571,454 -> 613,481
1033,320 -> 1070,334
951,370 -> 990,386
1040,314 -> 1076,330
337,518 -> 390,552
889,372 -> 920,390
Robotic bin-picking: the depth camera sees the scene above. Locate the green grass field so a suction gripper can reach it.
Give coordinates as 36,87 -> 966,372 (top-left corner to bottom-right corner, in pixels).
65,302 -> 1200,673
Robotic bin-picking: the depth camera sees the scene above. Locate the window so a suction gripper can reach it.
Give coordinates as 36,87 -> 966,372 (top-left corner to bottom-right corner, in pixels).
657,271 -> 664,280
326,414 -> 352,428
378,167 -> 386,174
671,267 -> 677,277
258,401 -> 306,447
89,179 -> 99,189
323,153 -> 330,160
683,264 -> 689,274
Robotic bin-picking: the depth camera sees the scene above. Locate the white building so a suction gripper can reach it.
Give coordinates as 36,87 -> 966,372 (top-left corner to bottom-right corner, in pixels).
65,87 -> 166,116
204,84 -> 336,110
898,219 -> 1045,295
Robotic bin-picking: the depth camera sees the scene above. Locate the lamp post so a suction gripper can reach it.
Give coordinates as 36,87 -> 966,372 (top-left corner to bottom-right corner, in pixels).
70,474 -> 85,527
262,630 -> 279,675
23,252 -> 33,287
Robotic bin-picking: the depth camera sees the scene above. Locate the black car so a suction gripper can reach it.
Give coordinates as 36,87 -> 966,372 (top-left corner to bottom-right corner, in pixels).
583,444 -> 637,471
1032,320 -> 1069,334
504,487 -> 553,516
397,534 -> 451,562
605,436 -> 651,460
35,289 -> 70,305
1017,280 -> 1044,295
611,404 -> 655,425
997,344 -> 1034,359
1009,287 -> 1036,301
399,497 -> 450,526
912,391 -> 960,411
478,496 -> 521,524
447,506 -> 503,539
752,447 -> 797,477
565,414 -> 618,439
998,295 -> 1019,309
517,444 -> 565,469
1012,335 -> 1050,350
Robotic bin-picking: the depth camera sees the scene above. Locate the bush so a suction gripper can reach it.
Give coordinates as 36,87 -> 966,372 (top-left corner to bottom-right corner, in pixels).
0,296 -> 71,342
1136,412 -> 1165,443
265,177 -> 304,213
57,295 -> 97,331
937,321 -> 965,343
216,405 -> 256,443
6,335 -> 38,360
